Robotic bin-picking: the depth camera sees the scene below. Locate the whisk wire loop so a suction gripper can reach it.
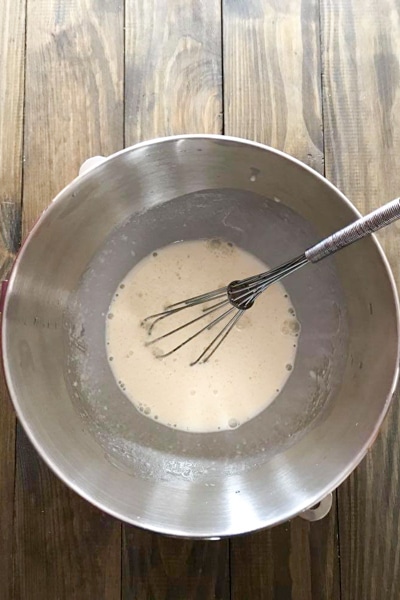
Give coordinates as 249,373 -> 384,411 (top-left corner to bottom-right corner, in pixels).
143,197 -> 400,364
144,254 -> 307,364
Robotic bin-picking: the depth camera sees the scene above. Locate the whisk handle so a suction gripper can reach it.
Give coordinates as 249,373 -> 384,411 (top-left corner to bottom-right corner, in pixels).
305,197 -> 400,263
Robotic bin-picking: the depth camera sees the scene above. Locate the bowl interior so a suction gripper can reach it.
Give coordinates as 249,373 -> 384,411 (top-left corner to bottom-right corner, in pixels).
4,136 -> 399,537
67,188 -> 348,474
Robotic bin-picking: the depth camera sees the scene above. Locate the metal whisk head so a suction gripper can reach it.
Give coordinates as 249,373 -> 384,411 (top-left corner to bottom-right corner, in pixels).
143,195 -> 400,363
142,254 -> 308,365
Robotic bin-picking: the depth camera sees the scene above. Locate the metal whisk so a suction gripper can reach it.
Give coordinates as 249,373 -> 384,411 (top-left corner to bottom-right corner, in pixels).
143,198 -> 400,365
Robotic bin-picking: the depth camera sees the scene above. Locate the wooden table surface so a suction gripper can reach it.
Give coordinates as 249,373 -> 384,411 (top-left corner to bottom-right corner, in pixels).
1,1 -> 400,598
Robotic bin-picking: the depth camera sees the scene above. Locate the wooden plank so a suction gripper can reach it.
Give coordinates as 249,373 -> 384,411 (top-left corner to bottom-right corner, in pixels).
14,1 -> 124,598
123,1 -> 228,598
223,0 -> 324,167
0,0 -> 26,596
15,426 -> 121,599
321,1 -> 400,598
123,528 -> 230,600
224,1 -> 340,598
22,0 -> 124,233
0,381 -> 16,599
124,0 -> 223,144
231,516 -> 340,600
0,0 -> 24,276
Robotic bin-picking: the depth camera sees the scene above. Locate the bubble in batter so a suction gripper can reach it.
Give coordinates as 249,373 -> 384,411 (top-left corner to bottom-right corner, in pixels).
106,239 -> 299,433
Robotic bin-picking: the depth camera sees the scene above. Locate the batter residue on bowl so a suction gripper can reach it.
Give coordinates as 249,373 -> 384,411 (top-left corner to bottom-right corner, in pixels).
106,239 -> 299,433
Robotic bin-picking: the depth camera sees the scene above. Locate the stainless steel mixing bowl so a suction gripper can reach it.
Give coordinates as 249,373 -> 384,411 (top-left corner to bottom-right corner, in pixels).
3,135 -> 399,538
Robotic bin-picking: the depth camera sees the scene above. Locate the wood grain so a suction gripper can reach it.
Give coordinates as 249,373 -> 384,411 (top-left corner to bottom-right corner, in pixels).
22,0 -> 124,233
15,426 -> 121,599
0,1 -> 26,597
124,0 -> 223,144
123,2 -> 228,598
321,0 -> 400,598
0,0 -> 25,276
0,383 -> 16,600
223,1 -> 340,597
231,516 -> 340,600
123,528 -> 229,600
223,0 -> 324,168
14,1 -> 124,597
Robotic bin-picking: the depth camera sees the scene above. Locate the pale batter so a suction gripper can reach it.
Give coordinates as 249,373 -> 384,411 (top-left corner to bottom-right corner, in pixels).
106,239 -> 299,432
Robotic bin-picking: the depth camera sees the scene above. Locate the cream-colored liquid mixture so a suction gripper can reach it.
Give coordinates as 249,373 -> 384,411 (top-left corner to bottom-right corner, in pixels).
106,240 -> 299,433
